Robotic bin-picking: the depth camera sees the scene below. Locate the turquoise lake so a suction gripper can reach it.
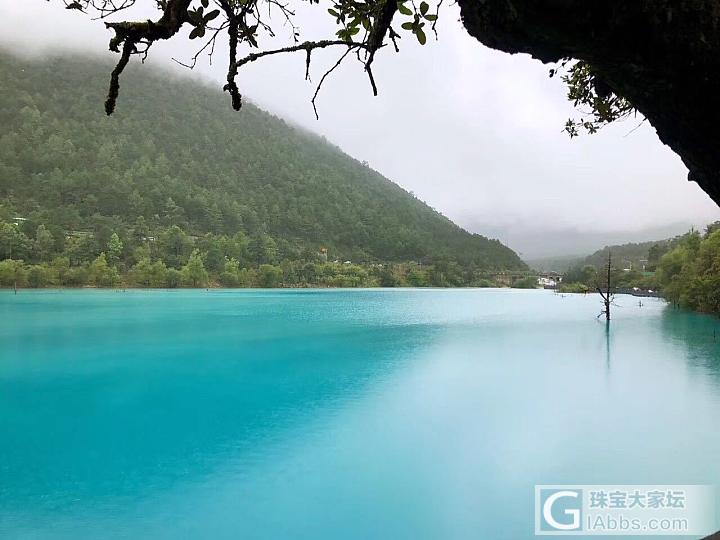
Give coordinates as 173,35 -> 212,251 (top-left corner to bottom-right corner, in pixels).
1,288 -> 719,539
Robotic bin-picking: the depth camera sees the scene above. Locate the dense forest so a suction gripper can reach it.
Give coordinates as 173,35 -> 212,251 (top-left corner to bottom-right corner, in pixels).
0,50 -> 526,288
654,226 -> 720,314
581,240 -> 671,273
557,239 -> 671,293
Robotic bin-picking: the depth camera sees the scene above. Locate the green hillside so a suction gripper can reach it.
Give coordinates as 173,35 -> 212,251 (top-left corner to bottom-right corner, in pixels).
0,50 -> 524,287
559,236 -> 675,290
581,240 -> 668,272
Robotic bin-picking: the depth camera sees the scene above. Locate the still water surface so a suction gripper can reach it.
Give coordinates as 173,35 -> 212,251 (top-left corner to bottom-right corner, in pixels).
1,289 -> 719,539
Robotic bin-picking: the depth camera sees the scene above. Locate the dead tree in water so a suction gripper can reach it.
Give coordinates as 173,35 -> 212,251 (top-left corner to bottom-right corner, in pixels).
596,253 -> 613,322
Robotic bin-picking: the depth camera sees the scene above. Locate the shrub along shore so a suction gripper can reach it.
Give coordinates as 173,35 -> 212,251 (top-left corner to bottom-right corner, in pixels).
0,227 -> 536,290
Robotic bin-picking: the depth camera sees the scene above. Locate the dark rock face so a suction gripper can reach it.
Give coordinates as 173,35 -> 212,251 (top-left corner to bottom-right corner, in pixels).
458,0 -> 720,206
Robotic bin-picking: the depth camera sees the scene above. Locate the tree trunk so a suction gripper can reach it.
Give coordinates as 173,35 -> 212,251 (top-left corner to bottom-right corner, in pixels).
457,0 -> 720,205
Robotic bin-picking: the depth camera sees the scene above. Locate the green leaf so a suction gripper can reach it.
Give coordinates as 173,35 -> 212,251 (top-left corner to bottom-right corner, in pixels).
205,9 -> 220,22
361,18 -> 370,30
416,28 -> 426,44
397,3 -> 412,15
420,1 -> 429,15
189,26 -> 202,39
201,0 -> 208,7
328,8 -> 339,16
424,14 -> 437,21
188,10 -> 202,24
401,21 -> 414,30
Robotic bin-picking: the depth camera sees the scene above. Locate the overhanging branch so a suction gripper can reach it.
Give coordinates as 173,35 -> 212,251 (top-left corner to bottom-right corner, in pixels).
103,0 -> 192,114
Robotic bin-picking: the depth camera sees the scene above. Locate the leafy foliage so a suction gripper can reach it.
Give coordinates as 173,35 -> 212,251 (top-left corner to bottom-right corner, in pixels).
553,60 -> 635,137
511,276 -> 539,289
656,228 -> 720,314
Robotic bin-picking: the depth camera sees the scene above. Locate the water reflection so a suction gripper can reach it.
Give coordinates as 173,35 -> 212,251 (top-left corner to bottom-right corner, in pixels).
660,306 -> 720,379
605,320 -> 611,373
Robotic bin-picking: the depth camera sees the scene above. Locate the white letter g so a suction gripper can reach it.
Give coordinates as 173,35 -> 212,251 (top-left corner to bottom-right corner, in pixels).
543,490 -> 580,531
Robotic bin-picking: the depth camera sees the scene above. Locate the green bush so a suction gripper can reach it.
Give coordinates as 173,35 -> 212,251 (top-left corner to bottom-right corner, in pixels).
558,282 -> 589,294
512,276 -> 539,289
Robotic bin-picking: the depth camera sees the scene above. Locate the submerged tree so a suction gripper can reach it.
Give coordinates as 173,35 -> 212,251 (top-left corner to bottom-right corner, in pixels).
52,1 -> 720,206
596,253 -> 614,322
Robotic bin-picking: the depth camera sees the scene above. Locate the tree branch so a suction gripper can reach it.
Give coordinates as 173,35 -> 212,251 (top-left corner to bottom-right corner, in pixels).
102,0 -> 192,114
312,47 -> 354,120
105,38 -> 134,114
234,40 -> 371,70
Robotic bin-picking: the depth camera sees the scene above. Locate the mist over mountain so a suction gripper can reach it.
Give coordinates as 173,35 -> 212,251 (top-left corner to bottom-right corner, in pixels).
470,221 -> 697,260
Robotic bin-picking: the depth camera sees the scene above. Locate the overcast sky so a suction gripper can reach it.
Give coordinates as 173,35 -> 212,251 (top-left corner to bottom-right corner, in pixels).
2,1 -> 718,257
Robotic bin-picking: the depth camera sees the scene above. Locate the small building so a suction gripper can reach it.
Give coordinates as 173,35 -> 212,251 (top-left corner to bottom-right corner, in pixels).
65,230 -> 94,240
538,272 -> 562,288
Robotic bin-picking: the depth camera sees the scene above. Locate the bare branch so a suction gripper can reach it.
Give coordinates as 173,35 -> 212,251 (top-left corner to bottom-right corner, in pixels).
57,0 -> 406,114
172,24 -> 227,69
312,47 -> 354,120
235,40 -> 371,70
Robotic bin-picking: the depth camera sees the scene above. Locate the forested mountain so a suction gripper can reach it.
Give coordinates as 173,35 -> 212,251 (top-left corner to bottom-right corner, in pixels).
559,236 -> 679,291
0,50 -> 523,283
581,240 -> 668,272
542,237 -> 679,276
